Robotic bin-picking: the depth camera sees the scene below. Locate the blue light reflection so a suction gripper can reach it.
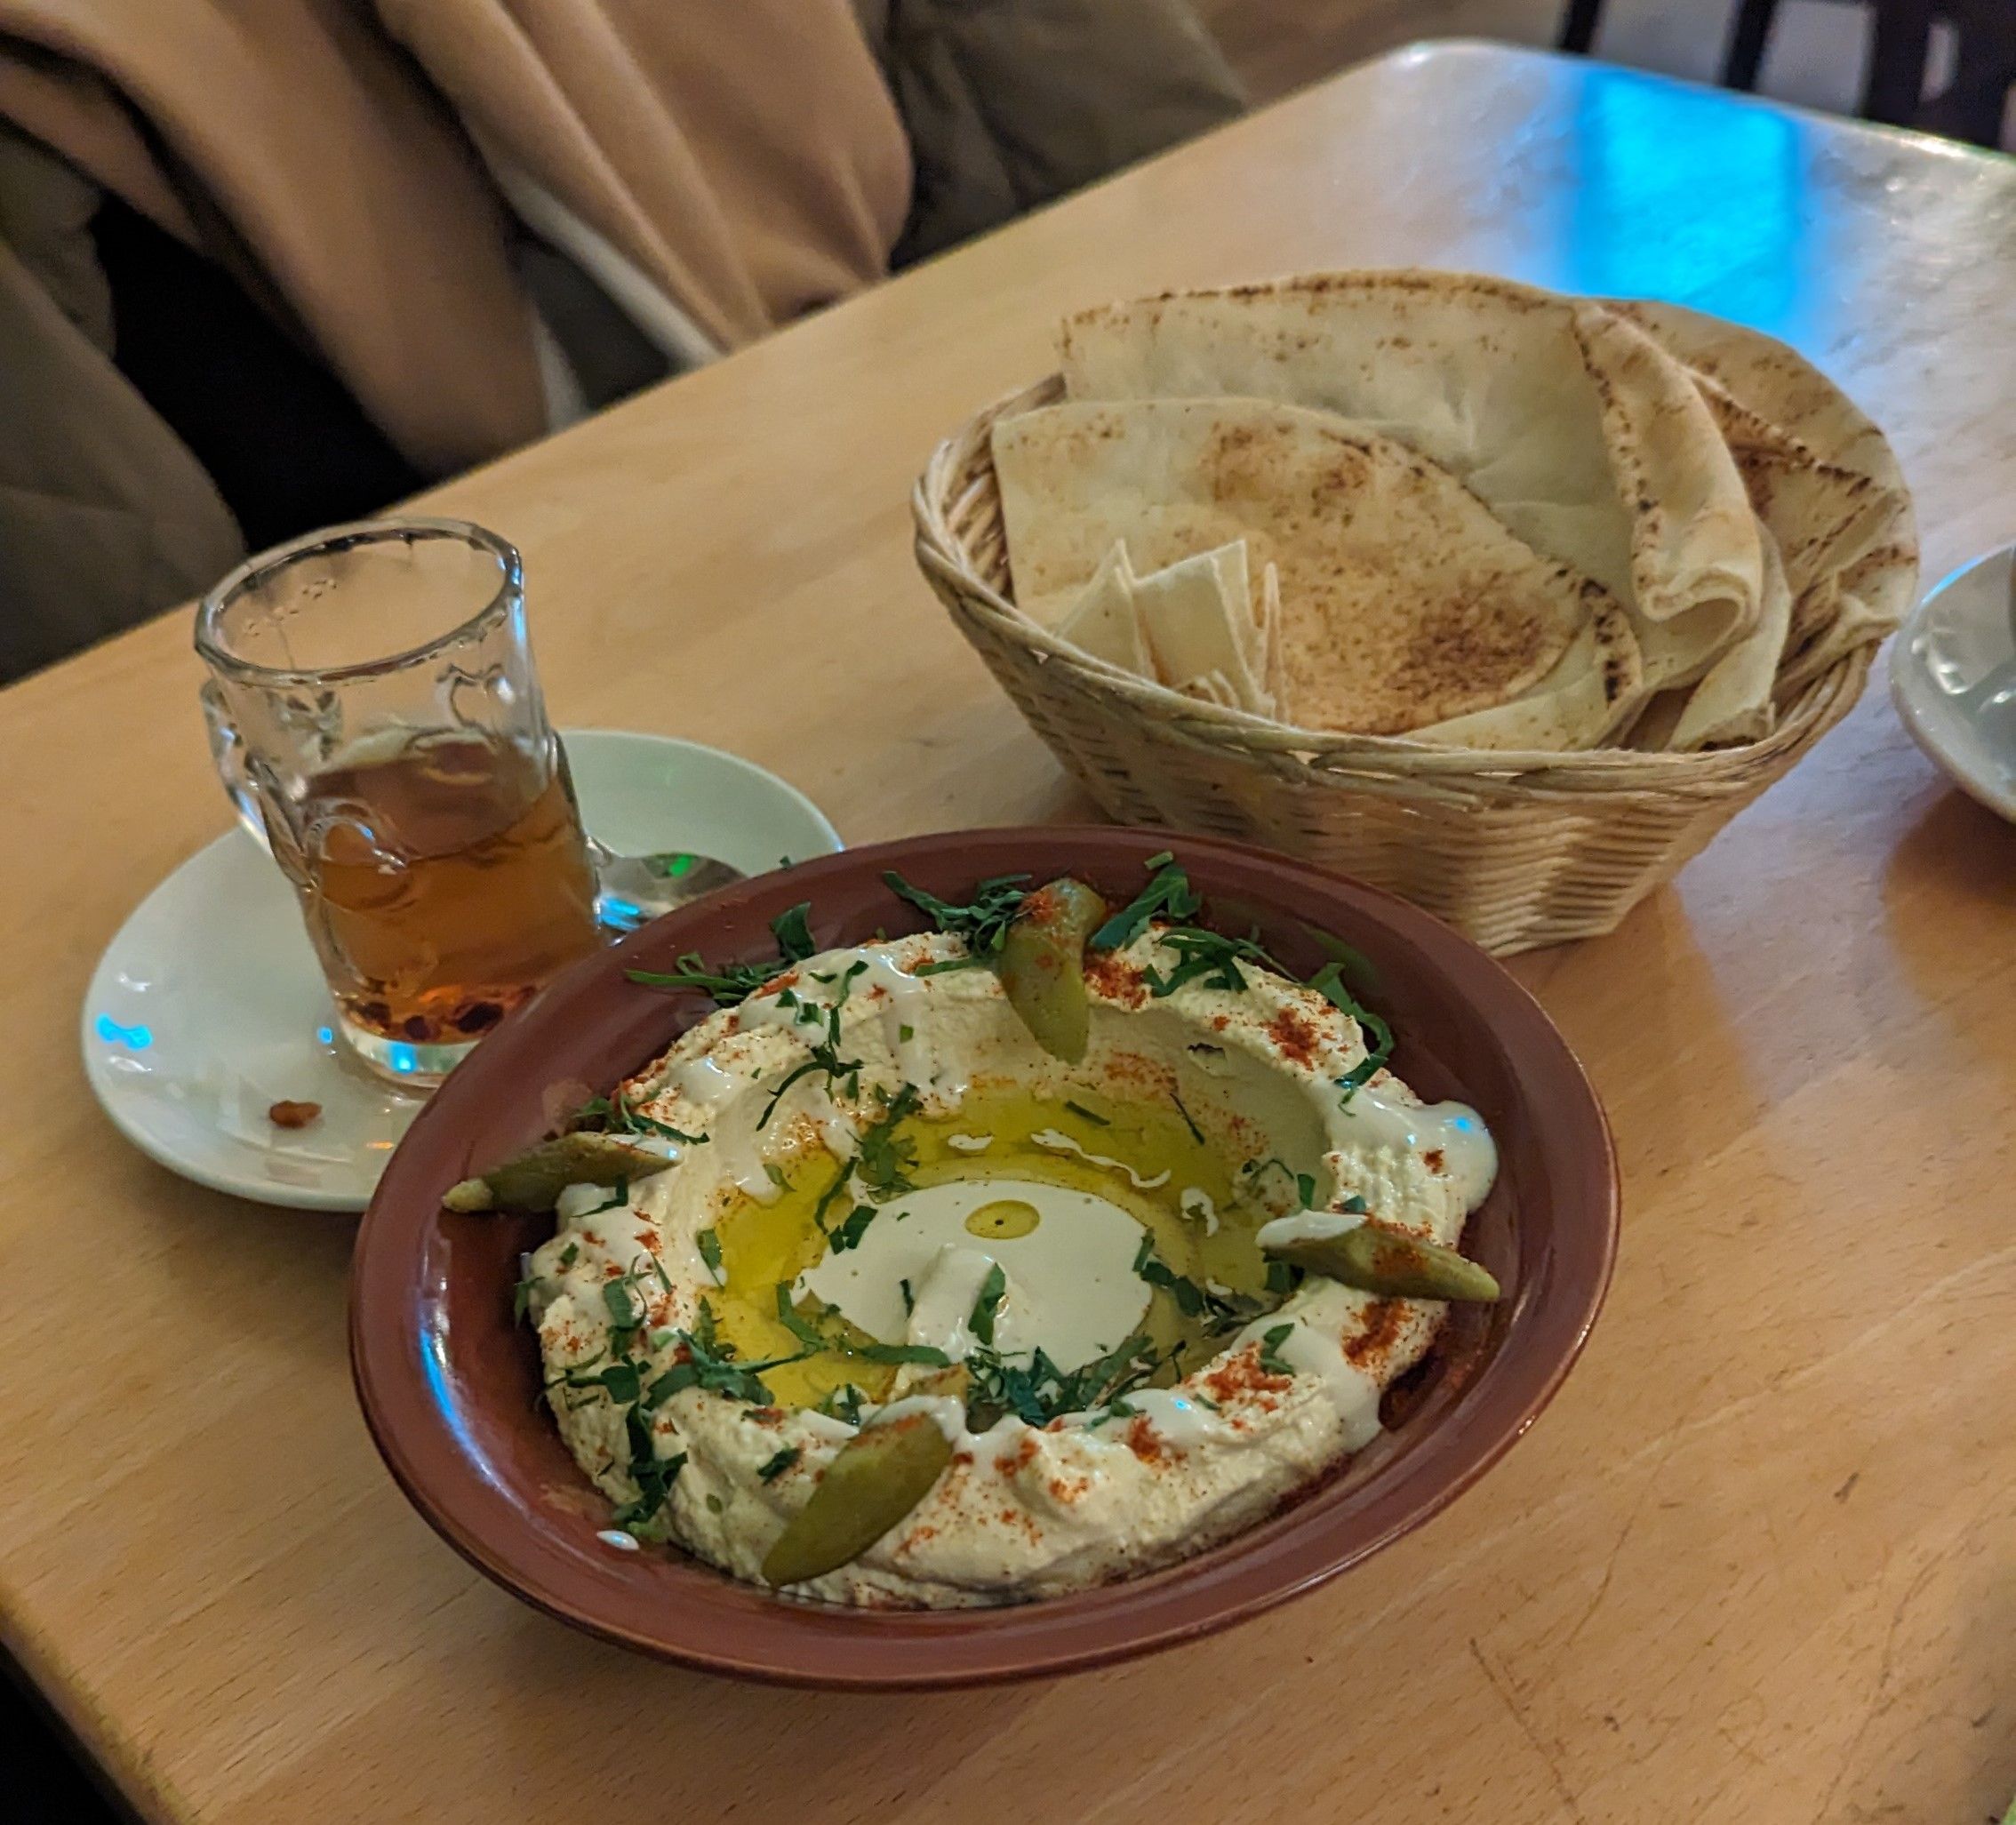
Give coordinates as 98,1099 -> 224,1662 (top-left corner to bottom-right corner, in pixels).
1565,73 -> 1812,342
94,1013 -> 153,1051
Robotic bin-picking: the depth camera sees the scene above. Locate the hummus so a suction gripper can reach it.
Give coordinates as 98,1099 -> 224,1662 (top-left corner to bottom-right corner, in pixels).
520,917 -> 1496,1607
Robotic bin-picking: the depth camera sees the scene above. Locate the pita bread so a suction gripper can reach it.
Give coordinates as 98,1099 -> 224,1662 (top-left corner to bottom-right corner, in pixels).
1611,298 -> 1901,484
1411,593 -> 1644,751
1051,539 -> 1278,714
1616,297 -> 1917,693
1738,444 -> 1909,694
1664,520 -> 1792,749
991,396 -> 1595,735
1131,542 -> 1272,714
1259,559 -> 1286,714
1054,540 -> 1151,673
1059,271 -> 1764,691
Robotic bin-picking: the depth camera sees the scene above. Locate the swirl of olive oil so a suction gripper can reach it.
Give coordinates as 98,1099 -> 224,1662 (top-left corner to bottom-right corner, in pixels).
709,1088 -> 1276,1411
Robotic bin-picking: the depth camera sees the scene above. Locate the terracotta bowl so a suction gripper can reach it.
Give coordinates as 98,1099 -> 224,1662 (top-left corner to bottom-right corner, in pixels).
350,827 -> 1618,1687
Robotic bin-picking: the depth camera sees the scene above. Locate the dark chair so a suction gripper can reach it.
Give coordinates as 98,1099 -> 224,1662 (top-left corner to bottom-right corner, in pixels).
1558,0 -> 2013,147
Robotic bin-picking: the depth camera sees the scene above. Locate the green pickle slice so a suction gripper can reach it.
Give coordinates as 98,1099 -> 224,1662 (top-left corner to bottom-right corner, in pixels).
443,1133 -> 673,1213
1266,1223 -> 1500,1303
761,1367 -> 971,1587
997,877 -> 1108,1063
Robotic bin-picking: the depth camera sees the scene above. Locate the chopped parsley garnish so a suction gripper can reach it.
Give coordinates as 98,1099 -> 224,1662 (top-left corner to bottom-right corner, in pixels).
558,1241 -> 579,1269
1170,1088 -> 1205,1144
695,1228 -> 724,1278
512,1275 -> 540,1322
883,869 -> 1031,962
1062,1099 -> 1109,1126
829,1204 -> 878,1253
757,959 -> 868,1129
602,1263 -> 653,1350
764,1161 -> 790,1190
964,1333 -> 1164,1431
1090,852 -> 1202,951
969,1262 -> 1008,1346
572,1091 -> 706,1146
770,903 -> 818,963
1132,1234 -> 1265,1332
756,1445 -> 803,1483
645,1333 -> 801,1409
772,1283 -> 952,1366
853,1082 -> 921,1199
815,1382 -> 867,1426
1244,1157 -> 1318,1210
1265,1260 -> 1299,1295
1087,855 -> 1396,1098
611,1425 -> 685,1527
624,901 -> 819,1005
804,1079 -> 921,1233
772,1283 -> 828,1350
1142,926 -> 1279,998
757,1034 -> 862,1126
1309,962 -> 1395,1099
845,1339 -> 956,1366
899,1024 -> 915,1043
899,1277 -> 915,1316
1256,1324 -> 1297,1377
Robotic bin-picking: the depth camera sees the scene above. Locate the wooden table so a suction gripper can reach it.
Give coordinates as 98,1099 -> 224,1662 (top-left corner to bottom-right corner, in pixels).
3,43 -> 2011,1825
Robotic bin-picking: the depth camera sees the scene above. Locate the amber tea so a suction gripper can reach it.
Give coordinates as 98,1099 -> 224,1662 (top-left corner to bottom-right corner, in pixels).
284,732 -> 601,1063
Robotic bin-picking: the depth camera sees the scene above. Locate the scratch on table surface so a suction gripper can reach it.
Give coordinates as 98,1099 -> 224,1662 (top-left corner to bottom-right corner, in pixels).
1469,1637 -> 1591,1825
1550,1429 -> 1684,1668
1811,1548 -> 1952,1823
1835,1471 -> 1861,1502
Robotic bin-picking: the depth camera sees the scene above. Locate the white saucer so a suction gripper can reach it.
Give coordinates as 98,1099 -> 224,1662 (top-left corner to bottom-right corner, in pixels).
1892,545 -> 2016,822
82,730 -> 842,1211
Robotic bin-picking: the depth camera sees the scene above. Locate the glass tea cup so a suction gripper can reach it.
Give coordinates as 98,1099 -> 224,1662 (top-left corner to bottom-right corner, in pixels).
196,518 -> 603,1089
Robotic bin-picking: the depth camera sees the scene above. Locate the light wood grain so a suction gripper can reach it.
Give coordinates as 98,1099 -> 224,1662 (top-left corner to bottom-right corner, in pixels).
2,44 -> 2012,1825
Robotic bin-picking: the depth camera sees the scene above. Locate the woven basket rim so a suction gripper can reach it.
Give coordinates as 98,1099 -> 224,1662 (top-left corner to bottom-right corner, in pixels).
915,372 -> 1896,789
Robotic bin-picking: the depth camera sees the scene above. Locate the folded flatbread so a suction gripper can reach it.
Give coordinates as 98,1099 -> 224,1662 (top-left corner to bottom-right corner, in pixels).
1615,298 -> 1917,703
1664,518 -> 1792,748
1051,538 -> 1276,714
1053,540 -> 1150,674
992,396 -> 1599,735
1130,541 -> 1269,712
1058,270 -> 1765,692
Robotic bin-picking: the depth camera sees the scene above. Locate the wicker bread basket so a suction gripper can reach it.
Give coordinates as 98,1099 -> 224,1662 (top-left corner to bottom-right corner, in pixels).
914,371 -> 1902,957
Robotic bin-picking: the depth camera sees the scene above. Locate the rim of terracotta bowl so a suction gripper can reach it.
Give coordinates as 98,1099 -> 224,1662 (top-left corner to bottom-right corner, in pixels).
350,826 -> 1618,1687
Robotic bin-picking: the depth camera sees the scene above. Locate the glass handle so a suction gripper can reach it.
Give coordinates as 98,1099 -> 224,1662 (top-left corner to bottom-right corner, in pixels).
198,680 -> 272,849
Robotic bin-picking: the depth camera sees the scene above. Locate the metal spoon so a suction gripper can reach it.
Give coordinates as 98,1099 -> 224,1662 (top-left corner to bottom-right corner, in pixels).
590,841 -> 747,933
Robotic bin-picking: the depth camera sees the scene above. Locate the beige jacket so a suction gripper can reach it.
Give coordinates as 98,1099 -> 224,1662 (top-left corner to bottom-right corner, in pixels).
0,0 -> 1240,681
0,0 -> 913,475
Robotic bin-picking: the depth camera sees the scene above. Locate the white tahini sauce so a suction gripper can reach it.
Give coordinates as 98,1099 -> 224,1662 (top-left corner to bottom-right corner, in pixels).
899,1243 -> 1004,1363
1341,1082 -> 1498,1208
1254,1209 -> 1366,1249
1030,1128 -> 1172,1190
1179,1186 -> 1220,1235
797,1177 -> 1148,1371
739,946 -> 957,1097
